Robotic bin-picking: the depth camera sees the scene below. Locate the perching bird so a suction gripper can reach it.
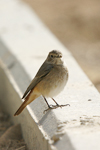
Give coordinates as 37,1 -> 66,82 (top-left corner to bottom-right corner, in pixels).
14,50 -> 69,116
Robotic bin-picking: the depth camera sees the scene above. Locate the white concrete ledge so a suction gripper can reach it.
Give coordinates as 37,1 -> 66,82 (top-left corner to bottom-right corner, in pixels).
0,0 -> 100,150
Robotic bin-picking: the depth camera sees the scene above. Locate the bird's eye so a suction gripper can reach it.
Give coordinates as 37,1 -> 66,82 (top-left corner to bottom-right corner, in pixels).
51,55 -> 53,58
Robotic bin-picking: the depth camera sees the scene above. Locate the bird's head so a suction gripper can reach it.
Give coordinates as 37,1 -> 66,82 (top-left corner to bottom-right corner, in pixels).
47,50 -> 63,65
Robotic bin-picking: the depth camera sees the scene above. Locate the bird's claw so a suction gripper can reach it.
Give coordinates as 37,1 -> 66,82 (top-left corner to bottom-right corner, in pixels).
43,104 -> 70,113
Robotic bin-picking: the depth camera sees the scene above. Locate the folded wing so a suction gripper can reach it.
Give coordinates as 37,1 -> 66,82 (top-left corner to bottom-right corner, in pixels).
22,62 -> 53,99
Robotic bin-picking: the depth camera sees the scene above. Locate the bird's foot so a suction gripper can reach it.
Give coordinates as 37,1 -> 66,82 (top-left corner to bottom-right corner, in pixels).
50,104 -> 70,108
43,104 -> 70,113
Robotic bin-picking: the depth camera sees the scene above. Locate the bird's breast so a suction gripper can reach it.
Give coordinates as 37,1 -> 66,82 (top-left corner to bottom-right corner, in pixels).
35,65 -> 68,97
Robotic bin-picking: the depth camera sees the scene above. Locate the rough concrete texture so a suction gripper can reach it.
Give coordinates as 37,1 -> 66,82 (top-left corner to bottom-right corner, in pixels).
0,0 -> 100,150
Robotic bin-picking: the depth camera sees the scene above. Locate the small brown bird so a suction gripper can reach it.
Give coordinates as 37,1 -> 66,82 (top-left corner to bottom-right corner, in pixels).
14,50 -> 69,116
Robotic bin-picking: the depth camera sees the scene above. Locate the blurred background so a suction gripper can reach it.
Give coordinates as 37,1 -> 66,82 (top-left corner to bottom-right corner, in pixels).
22,0 -> 100,92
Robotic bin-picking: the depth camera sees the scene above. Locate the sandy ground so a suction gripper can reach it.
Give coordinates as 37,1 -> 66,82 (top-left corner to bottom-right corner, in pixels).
23,0 -> 100,92
0,106 -> 27,150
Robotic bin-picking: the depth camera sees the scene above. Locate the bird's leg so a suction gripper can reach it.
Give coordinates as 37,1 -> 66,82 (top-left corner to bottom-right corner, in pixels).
43,96 -> 70,113
43,96 -> 57,113
51,98 -> 59,106
51,98 -> 70,108
43,96 -> 51,108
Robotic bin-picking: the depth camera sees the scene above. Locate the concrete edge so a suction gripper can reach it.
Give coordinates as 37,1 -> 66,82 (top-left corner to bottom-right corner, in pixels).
0,41 -> 52,150
0,1 -> 100,150
0,40 -> 75,150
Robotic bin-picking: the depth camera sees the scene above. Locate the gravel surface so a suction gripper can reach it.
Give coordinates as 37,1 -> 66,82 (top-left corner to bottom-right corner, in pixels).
0,105 -> 27,150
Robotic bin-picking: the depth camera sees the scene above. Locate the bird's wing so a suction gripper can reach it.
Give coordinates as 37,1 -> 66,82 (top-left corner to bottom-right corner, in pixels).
22,61 -> 53,99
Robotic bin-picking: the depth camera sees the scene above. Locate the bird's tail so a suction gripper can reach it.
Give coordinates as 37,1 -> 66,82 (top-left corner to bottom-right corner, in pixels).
14,99 -> 27,116
14,89 -> 39,116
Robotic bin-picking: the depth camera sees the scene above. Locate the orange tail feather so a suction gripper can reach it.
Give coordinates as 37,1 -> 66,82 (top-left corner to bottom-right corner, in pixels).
14,90 -> 39,116
14,100 -> 27,116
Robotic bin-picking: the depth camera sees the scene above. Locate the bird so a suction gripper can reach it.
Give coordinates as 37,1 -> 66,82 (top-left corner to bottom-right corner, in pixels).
14,50 -> 69,116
